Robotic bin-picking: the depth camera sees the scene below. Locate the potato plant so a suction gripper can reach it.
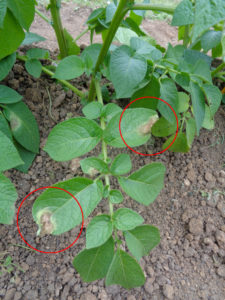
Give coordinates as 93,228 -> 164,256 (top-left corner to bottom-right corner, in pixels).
0,0 -> 225,289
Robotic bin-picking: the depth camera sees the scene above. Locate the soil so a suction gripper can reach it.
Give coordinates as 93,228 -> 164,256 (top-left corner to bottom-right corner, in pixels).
1,3 -> 225,300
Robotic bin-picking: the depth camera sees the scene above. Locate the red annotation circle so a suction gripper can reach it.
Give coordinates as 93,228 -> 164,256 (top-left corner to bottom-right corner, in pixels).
119,96 -> 179,156
17,186 -> 84,254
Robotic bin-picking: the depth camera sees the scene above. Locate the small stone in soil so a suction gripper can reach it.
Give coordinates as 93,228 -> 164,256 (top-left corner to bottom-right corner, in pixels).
217,265 -> 225,277
163,284 -> 174,299
188,217 -> 204,235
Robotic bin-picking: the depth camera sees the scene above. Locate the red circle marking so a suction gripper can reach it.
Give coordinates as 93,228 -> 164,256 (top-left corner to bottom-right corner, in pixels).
17,186 -> 84,254
119,96 -> 179,156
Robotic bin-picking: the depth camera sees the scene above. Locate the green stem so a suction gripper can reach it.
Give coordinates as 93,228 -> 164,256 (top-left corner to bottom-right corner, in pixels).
35,8 -> 52,25
130,3 -> 176,14
214,74 -> 225,82
211,62 -> 225,77
74,27 -> 89,42
95,79 -> 113,217
49,0 -> 68,58
183,25 -> 190,47
17,54 -> 85,98
88,0 -> 129,101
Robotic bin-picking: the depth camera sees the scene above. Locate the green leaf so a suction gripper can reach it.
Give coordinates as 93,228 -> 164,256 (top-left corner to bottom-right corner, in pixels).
191,59 -> 212,84
162,132 -> 190,153
151,117 -> 177,137
106,2 -> 117,23
14,142 -> 36,173
105,249 -> 145,289
63,28 -> 80,56
81,44 -> 102,69
86,215 -> 113,249
82,102 -> 103,120
73,237 -> 114,282
0,112 -> 12,139
44,118 -> 102,161
115,27 -> 138,45
118,163 -> 165,206
32,177 -> 103,235
130,76 -> 160,110
3,101 -> 40,153
0,131 -> 23,171
0,9 -> 25,60
183,49 -> 212,66
186,117 -> 196,147
175,73 -> 190,88
193,0 -> 225,41
25,59 -> 42,78
190,81 -> 205,135
0,52 -> 16,80
178,92 -> 190,113
202,104 -> 214,130
202,84 -> 222,116
130,37 -> 162,61
22,32 -> 46,45
158,78 -> 178,124
110,45 -> 147,98
129,10 -> 143,26
26,48 -> 49,60
101,103 -> 122,122
103,108 -> 158,148
0,85 -> 22,104
0,0 -> 7,28
109,189 -> 123,204
80,157 -> 108,175
201,30 -> 222,52
7,0 -> 35,31
124,225 -> 160,261
113,208 -> 144,231
87,8 -> 105,24
110,154 -> 131,176
0,173 -> 17,224
172,0 -> 194,26
53,55 -> 84,80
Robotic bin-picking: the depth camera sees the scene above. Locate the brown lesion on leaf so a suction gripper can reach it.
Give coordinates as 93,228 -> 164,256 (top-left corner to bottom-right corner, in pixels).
37,211 -> 55,236
138,115 -> 159,135
10,117 -> 21,131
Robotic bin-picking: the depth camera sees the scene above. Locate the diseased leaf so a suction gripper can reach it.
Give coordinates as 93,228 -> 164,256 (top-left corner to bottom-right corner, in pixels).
44,118 -> 102,161
103,108 -> 158,148
118,163 -> 166,206
86,215 -> 113,249
124,225 -> 160,261
105,249 -> 145,289
32,177 -> 103,235
3,101 -> 40,153
0,173 -> 17,224
73,238 -> 114,282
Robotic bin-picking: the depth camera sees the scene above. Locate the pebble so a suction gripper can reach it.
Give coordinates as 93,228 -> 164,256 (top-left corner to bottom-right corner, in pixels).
14,291 -> 22,300
205,172 -> 215,182
144,278 -> 154,294
217,265 -> 225,277
79,292 -> 97,300
70,158 -> 80,172
189,217 -> 204,235
215,230 -> 225,248
163,284 -> 174,299
184,179 -> 190,186
106,284 -> 120,295
217,201 -> 225,218
54,92 -> 66,108
5,288 -> 16,300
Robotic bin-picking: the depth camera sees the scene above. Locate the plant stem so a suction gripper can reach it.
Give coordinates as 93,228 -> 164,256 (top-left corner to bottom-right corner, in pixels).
95,79 -> 113,217
183,25 -> 190,47
88,0 -> 129,101
35,8 -> 52,25
49,0 -> 68,58
16,54 -> 85,98
130,4 -> 176,14
211,62 -> 225,77
74,27 -> 89,42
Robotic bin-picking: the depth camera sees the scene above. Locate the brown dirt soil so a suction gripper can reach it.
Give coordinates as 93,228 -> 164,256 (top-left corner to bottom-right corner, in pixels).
1,4 -> 225,300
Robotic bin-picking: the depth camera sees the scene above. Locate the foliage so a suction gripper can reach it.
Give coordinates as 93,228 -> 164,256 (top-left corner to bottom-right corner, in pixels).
0,0 -> 225,289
